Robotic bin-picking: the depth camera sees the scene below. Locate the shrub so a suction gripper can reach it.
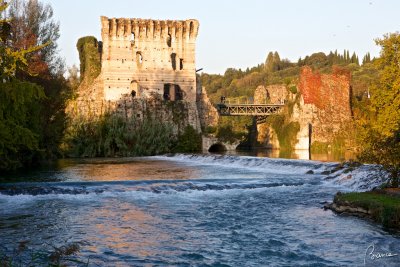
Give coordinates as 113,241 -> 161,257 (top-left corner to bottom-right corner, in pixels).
173,125 -> 202,153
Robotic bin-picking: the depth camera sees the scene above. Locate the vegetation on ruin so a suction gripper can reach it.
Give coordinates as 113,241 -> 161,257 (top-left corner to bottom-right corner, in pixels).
76,36 -> 101,83
267,115 -> 300,153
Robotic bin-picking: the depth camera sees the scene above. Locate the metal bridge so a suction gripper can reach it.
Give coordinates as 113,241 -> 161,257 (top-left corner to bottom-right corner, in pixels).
216,98 -> 285,123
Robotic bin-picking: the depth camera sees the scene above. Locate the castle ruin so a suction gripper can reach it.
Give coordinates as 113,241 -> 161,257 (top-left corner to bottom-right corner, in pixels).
69,17 -> 218,133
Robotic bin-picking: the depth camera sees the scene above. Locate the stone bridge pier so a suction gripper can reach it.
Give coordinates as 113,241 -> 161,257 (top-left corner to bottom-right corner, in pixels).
202,136 -> 241,153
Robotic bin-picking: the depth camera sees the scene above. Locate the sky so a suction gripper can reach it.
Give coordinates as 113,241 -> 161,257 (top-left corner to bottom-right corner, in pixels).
49,0 -> 400,74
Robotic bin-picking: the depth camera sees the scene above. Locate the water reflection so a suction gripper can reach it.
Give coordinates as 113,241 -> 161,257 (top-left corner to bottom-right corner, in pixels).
222,149 -> 356,162
57,158 -> 199,182
85,201 -> 174,259
0,158 -> 199,183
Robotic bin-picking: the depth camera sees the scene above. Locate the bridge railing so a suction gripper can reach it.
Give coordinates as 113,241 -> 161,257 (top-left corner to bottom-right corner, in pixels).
224,97 -> 254,105
222,97 -> 285,105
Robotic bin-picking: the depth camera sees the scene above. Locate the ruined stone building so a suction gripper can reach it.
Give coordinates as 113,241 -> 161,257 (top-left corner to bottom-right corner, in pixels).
254,66 -> 353,153
69,17 -> 218,132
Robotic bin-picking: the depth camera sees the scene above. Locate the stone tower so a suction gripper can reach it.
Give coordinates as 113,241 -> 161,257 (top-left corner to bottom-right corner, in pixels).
100,16 -> 199,102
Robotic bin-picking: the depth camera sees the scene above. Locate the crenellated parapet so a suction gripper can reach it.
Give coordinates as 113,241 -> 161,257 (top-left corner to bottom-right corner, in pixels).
100,16 -> 199,41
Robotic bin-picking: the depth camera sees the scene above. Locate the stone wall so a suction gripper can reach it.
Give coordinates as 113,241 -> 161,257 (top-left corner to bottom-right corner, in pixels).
254,86 -> 279,148
266,85 -> 287,104
196,86 -> 219,130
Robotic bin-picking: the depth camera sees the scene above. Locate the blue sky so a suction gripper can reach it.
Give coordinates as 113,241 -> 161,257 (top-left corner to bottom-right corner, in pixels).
50,0 -> 399,74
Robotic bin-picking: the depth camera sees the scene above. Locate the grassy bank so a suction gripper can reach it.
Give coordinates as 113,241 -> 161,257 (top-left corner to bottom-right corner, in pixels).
331,191 -> 400,230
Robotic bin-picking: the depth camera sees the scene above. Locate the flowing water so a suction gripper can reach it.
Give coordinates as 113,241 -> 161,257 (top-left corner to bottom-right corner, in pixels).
0,154 -> 399,266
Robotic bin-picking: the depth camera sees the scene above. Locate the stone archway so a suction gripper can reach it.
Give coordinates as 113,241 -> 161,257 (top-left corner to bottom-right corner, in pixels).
208,143 -> 227,153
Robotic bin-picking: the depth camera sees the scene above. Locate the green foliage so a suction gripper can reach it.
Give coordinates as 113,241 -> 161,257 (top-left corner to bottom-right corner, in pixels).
289,85 -> 297,94
357,32 -> 400,187
335,192 -> 400,229
166,100 -> 187,126
64,114 -> 175,157
362,52 -> 372,65
174,125 -> 202,153
310,135 -> 346,153
0,79 -> 46,170
216,125 -> 240,143
310,141 -> 329,152
267,114 -> 300,152
204,126 -> 217,134
76,36 -> 101,82
0,0 -> 72,173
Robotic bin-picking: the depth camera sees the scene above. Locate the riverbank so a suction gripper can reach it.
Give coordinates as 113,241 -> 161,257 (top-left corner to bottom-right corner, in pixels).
326,189 -> 400,230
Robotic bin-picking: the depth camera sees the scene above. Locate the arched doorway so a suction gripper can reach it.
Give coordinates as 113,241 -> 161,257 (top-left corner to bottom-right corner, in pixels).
208,143 -> 227,153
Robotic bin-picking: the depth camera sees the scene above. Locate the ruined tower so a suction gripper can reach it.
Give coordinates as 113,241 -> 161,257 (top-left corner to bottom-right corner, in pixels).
100,16 -> 199,102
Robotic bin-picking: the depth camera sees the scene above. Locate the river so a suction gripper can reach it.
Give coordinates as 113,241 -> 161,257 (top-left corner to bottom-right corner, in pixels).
0,154 -> 399,266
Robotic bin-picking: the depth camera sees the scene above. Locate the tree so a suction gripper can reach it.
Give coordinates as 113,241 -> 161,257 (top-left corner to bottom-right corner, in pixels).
8,0 -> 64,76
351,52 -> 359,65
302,52 -> 329,68
0,0 -> 47,170
362,52 -> 371,65
264,51 -> 281,72
357,32 -> 400,187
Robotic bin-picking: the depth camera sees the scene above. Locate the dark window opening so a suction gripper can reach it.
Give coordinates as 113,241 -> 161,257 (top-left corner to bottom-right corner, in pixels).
171,53 -> 176,70
180,59 -> 184,70
167,34 -> 171,47
130,81 -> 139,97
130,32 -> 135,46
163,83 -> 183,101
208,143 -> 227,153
189,21 -> 194,35
136,52 -> 143,66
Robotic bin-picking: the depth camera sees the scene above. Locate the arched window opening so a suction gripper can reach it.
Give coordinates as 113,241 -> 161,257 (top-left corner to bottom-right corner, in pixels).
130,32 -> 135,46
171,53 -> 177,71
180,59 -> 184,70
167,34 -> 172,47
136,52 -> 143,67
